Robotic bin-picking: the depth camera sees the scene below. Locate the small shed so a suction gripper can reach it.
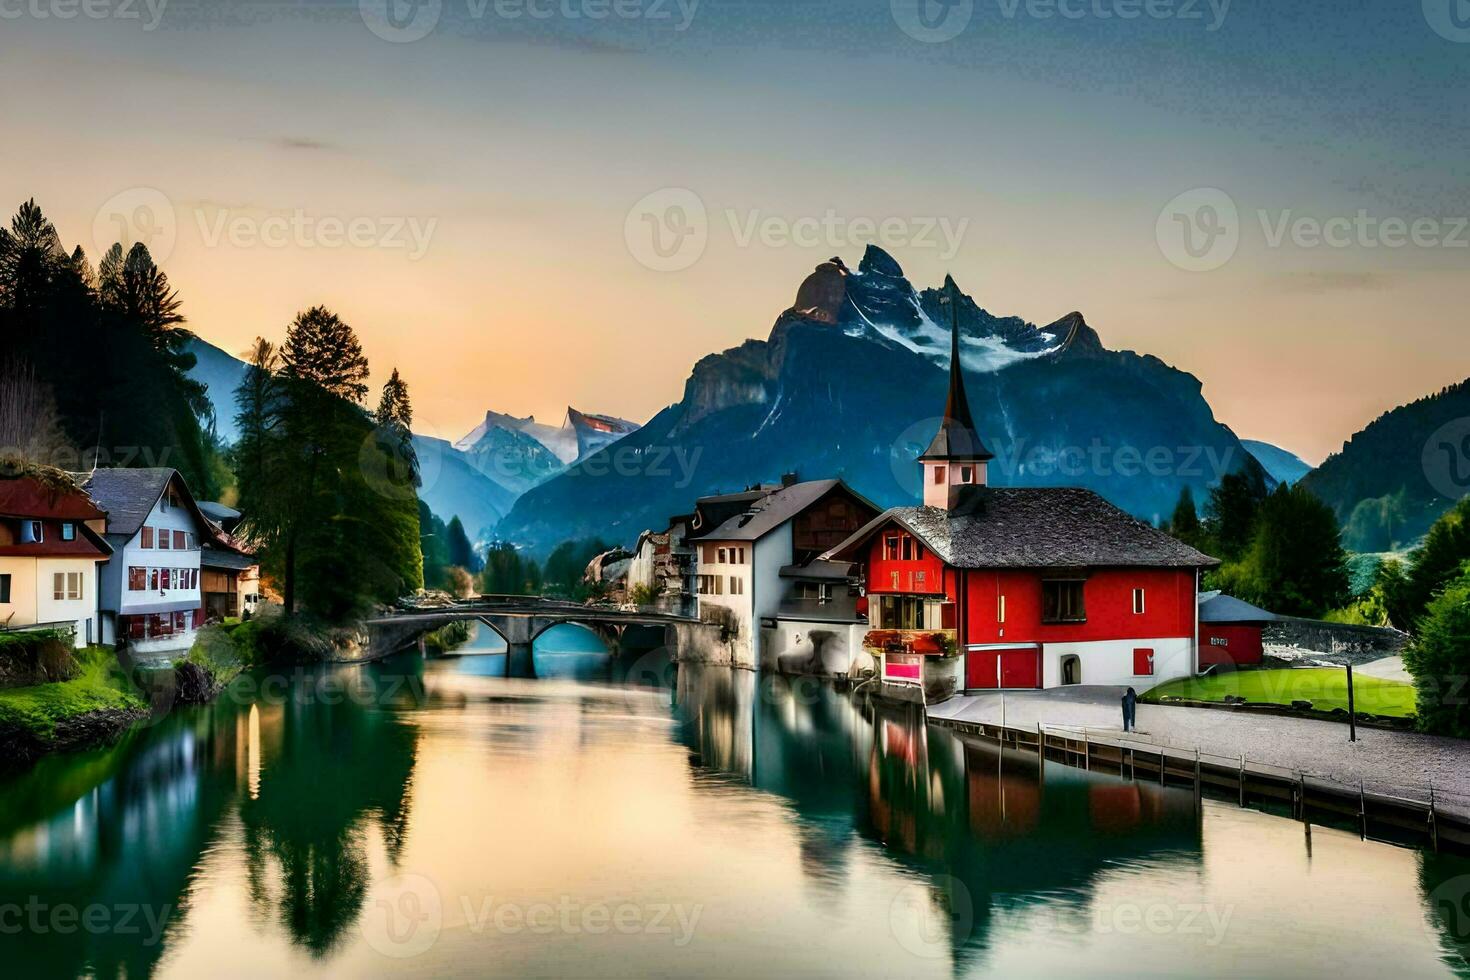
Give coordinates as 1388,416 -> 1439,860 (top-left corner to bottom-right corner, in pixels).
1198,591 -> 1278,669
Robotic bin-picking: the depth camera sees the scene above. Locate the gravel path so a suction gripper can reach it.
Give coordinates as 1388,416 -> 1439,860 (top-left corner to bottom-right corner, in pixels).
928,686 -> 1470,817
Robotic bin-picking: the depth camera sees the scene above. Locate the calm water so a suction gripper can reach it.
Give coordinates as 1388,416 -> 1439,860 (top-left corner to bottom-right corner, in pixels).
3,636 -> 1470,979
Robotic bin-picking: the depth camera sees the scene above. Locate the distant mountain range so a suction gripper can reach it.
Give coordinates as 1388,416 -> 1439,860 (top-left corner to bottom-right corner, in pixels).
497,247 -> 1267,555
1301,378 -> 1470,552
1241,440 -> 1313,486
183,334 -> 641,541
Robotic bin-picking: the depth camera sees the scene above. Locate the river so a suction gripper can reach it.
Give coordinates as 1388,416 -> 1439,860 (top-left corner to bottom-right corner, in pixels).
2,638 -> 1469,978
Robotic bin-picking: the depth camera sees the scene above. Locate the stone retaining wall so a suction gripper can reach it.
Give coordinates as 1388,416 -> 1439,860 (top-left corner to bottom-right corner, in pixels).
1264,618 -> 1409,666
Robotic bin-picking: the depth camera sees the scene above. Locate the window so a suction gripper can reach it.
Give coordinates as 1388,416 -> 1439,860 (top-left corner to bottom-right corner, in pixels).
1061,655 -> 1082,685
174,530 -> 186,550
1133,648 -> 1155,676
21,520 -> 43,544
61,522 -> 75,541
729,576 -> 743,596
1133,588 -> 1146,615
717,548 -> 727,564
53,572 -> 81,601
883,534 -> 900,561
997,594 -> 1007,624
141,526 -> 153,548
150,569 -> 160,590
959,466 -> 973,484
159,530 -> 171,550
901,537 -> 913,561
1041,580 -> 1086,623
0,573 -> 9,604
877,595 -> 931,630
129,567 -> 147,591
933,466 -> 945,485
698,574 -> 724,596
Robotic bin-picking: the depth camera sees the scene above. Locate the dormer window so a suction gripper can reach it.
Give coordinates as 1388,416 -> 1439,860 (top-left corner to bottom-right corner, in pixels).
20,520 -> 43,544
61,523 -> 75,542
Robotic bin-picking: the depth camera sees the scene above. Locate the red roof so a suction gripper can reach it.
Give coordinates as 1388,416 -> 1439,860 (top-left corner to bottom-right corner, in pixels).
0,476 -> 106,522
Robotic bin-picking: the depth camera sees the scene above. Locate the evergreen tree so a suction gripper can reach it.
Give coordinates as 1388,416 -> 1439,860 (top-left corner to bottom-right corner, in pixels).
374,367 -> 417,486
418,500 -> 450,590
1382,498 -> 1470,630
282,306 -> 369,402
1205,468 -> 1268,560
446,516 -> 477,572
1213,484 -> 1350,617
1169,486 -> 1203,547
1403,565 -> 1470,737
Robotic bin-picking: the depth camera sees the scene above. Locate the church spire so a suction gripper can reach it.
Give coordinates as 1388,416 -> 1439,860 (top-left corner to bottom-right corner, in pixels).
920,280 -> 992,464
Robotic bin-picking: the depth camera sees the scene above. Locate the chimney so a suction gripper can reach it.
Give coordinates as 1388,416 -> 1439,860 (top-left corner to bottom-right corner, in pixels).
781,472 -> 799,488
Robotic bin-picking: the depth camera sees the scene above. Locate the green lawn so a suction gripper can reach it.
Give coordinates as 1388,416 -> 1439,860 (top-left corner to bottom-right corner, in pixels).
0,647 -> 146,743
1143,668 -> 1417,718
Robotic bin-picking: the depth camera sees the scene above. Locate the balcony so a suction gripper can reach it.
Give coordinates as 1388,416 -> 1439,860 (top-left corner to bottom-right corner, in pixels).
862,629 -> 957,656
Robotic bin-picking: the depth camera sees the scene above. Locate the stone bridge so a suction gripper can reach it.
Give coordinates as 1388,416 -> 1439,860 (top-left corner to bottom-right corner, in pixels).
363,597 -> 719,676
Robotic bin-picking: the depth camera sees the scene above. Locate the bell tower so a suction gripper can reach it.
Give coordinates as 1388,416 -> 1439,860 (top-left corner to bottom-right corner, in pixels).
920,284 -> 993,510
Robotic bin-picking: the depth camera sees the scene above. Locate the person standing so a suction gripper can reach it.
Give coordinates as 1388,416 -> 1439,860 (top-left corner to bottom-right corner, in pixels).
1122,686 -> 1138,733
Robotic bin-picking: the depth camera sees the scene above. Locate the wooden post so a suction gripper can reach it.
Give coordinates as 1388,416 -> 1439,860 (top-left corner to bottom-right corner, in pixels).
1194,748 -> 1202,811
1358,778 -> 1367,840
1159,749 -> 1166,786
1238,754 -> 1247,807
1037,723 -> 1045,774
1346,663 -> 1357,743
1083,731 -> 1090,771
1429,781 -> 1440,853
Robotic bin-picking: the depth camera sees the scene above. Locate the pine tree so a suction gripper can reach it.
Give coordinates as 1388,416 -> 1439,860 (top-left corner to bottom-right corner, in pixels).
281,306 -> 370,403
374,367 -> 418,487
1169,486 -> 1203,547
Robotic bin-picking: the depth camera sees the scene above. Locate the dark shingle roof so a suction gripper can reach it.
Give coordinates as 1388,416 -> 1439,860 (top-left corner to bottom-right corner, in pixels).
201,547 -> 258,572
74,468 -> 212,539
826,487 -> 1218,569
692,480 -> 875,543
1198,591 -> 1278,623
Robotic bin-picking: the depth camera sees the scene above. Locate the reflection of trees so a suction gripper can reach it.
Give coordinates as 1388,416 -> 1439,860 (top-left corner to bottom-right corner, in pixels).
0,699 -> 249,978
1419,850 -> 1470,975
239,666 -> 420,957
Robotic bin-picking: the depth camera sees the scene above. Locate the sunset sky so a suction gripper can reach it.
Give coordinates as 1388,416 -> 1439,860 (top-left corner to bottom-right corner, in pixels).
3,0 -> 1467,464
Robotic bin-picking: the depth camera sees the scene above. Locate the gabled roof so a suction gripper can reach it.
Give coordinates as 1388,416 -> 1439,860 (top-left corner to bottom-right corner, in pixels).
824,487 -> 1218,570
200,547 -> 258,572
691,479 -> 875,543
0,472 -> 104,522
1198,591 -> 1278,623
74,468 -> 216,540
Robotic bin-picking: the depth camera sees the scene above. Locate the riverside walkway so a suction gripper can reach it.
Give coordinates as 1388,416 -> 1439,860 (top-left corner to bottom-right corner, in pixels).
928,686 -> 1470,822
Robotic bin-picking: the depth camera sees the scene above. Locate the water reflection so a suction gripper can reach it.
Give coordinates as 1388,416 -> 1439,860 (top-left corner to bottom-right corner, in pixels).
0,659 -> 1467,977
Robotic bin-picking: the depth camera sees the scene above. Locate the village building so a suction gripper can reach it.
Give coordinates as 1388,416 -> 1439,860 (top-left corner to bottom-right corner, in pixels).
626,514 -> 697,616
826,304 -> 1217,692
77,468 -> 219,655
200,531 -> 262,622
689,476 -> 878,670
1197,591 -> 1276,670
0,469 -> 113,647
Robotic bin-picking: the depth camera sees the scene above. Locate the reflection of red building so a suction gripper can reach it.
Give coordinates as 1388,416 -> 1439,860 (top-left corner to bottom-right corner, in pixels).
827,303 -> 1219,692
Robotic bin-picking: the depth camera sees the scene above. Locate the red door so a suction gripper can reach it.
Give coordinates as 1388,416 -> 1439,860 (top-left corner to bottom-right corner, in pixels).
967,648 -> 1040,690
1133,647 -> 1155,676
1000,648 -> 1041,689
966,650 -> 998,690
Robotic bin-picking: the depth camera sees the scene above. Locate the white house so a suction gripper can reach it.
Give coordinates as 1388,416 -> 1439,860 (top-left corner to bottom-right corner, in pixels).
0,470 -> 114,647
690,477 -> 877,670
78,468 -> 217,656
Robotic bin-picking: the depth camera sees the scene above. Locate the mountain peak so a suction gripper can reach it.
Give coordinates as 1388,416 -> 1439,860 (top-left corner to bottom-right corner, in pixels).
859,244 -> 905,278
789,257 -> 850,324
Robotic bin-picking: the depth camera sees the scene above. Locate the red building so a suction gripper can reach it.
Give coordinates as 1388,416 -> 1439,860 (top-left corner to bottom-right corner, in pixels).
826,301 -> 1218,691
1197,591 -> 1274,669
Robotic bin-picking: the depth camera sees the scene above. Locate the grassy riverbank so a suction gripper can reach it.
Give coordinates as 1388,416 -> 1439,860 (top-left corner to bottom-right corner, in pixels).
1143,668 -> 1417,718
0,647 -> 149,761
